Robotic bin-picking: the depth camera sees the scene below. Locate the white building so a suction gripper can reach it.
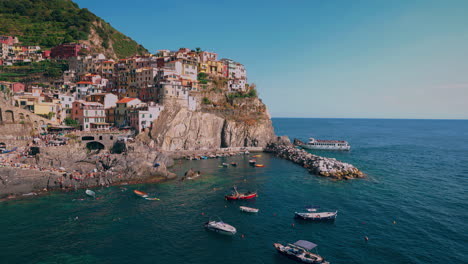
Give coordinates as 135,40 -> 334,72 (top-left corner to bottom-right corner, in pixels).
129,103 -> 165,132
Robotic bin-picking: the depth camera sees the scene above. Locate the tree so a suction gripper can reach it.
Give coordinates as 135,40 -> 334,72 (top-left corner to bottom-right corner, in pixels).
64,118 -> 79,127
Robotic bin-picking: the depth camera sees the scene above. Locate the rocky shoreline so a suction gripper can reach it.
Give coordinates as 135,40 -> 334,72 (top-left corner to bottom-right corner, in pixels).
266,137 -> 364,180
1,135 -> 365,201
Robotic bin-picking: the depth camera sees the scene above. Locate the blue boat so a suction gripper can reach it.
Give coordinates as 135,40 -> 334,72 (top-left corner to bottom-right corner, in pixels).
0,147 -> 17,154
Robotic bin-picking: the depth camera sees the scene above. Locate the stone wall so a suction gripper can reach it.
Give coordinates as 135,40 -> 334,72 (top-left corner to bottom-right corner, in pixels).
0,93 -> 58,140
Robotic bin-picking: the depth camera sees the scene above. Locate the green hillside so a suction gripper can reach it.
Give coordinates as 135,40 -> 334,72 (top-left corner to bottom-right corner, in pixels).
0,0 -> 148,58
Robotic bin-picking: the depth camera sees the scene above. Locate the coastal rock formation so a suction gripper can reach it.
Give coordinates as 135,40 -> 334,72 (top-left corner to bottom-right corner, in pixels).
0,142 -> 175,198
266,137 -> 364,180
149,107 -> 225,150
149,97 -> 275,151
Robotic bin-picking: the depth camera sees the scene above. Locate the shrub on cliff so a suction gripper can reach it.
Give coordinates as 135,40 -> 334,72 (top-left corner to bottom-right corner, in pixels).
202,97 -> 211,105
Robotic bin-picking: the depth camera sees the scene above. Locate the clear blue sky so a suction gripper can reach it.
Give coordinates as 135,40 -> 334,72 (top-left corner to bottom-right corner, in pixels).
75,0 -> 468,119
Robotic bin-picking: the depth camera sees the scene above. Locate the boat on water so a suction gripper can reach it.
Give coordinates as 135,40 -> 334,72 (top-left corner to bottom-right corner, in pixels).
85,189 -> 95,198
231,162 -> 237,166
134,190 -> 160,200
255,164 -> 265,168
222,163 -> 229,167
296,138 -> 350,151
252,154 -> 262,158
204,217 -> 237,235
134,190 -> 149,198
248,159 -> 257,164
240,206 -> 259,213
225,186 -> 257,200
0,147 -> 17,154
295,211 -> 338,221
274,240 -> 329,264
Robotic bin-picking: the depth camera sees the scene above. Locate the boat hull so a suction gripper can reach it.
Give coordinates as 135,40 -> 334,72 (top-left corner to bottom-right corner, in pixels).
294,212 -> 337,221
274,243 -> 328,264
300,144 -> 350,151
240,206 -> 259,213
225,192 -> 258,200
204,222 -> 237,235
134,190 -> 149,198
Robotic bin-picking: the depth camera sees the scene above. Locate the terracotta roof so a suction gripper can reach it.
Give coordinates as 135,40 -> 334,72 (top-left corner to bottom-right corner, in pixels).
117,97 -> 137,103
77,81 -> 93,84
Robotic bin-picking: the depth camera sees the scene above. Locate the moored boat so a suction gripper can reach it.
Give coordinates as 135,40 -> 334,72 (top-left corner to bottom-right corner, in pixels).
248,159 -> 257,164
296,137 -> 350,151
222,163 -> 229,167
239,206 -> 259,213
204,218 -> 237,235
85,189 -> 96,198
225,186 -> 257,200
231,162 -> 237,166
0,147 -> 17,154
134,190 -> 149,198
294,211 -> 337,221
255,164 -> 265,167
273,240 -> 329,264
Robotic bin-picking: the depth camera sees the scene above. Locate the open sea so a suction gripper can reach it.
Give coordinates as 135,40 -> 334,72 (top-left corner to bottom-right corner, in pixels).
1,118 -> 467,264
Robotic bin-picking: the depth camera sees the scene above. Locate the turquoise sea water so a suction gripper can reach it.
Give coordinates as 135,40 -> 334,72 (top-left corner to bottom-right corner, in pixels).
1,118 -> 467,264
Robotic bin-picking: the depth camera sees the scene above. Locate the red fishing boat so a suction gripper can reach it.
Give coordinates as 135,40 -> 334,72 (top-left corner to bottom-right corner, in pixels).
225,186 -> 257,200
134,190 -> 149,198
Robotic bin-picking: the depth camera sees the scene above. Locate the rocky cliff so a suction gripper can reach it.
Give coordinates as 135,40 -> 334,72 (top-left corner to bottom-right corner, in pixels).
148,96 -> 276,151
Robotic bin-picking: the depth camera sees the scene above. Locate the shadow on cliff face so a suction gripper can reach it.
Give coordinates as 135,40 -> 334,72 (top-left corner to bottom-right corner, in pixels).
111,141 -> 126,154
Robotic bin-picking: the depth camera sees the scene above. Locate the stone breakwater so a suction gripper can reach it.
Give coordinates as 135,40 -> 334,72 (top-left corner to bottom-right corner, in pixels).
266,140 -> 364,180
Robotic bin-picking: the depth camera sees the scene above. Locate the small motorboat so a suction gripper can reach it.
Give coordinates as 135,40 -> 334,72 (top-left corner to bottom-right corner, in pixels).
222,163 -> 229,167
274,240 -> 329,264
0,147 -> 17,154
294,211 -> 338,221
225,186 -> 257,200
85,189 -> 96,198
204,217 -> 237,235
255,164 -> 265,168
248,159 -> 256,164
134,190 -> 149,198
231,162 -> 237,166
201,156 -> 208,160
252,154 -> 262,158
239,206 -> 259,213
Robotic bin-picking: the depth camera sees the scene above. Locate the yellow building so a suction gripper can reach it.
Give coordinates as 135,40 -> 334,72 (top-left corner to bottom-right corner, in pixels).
34,101 -> 62,123
198,62 -> 209,73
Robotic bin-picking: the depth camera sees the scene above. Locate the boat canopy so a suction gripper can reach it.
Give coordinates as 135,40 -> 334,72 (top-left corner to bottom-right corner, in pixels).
294,240 -> 317,250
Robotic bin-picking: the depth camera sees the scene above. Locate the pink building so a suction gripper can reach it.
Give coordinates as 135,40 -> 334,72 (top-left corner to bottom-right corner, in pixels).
198,51 -> 218,62
72,100 -> 108,131
11,82 -> 25,93
51,43 -> 89,59
0,36 -> 18,46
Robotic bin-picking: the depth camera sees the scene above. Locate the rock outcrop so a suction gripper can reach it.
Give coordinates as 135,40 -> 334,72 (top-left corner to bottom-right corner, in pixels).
0,142 -> 175,198
266,137 -> 364,180
149,97 -> 275,151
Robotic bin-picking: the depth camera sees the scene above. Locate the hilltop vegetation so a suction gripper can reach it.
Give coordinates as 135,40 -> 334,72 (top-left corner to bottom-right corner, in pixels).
0,0 -> 147,58
0,61 -> 68,83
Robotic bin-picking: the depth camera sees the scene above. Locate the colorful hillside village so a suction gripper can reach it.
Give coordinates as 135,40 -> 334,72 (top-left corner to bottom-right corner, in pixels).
0,36 -> 249,132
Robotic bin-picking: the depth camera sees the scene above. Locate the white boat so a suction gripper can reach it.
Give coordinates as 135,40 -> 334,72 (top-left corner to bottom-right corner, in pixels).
85,189 -> 96,198
298,138 -> 350,151
239,206 -> 259,213
204,218 -> 237,235
274,240 -> 329,264
295,211 -> 338,221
